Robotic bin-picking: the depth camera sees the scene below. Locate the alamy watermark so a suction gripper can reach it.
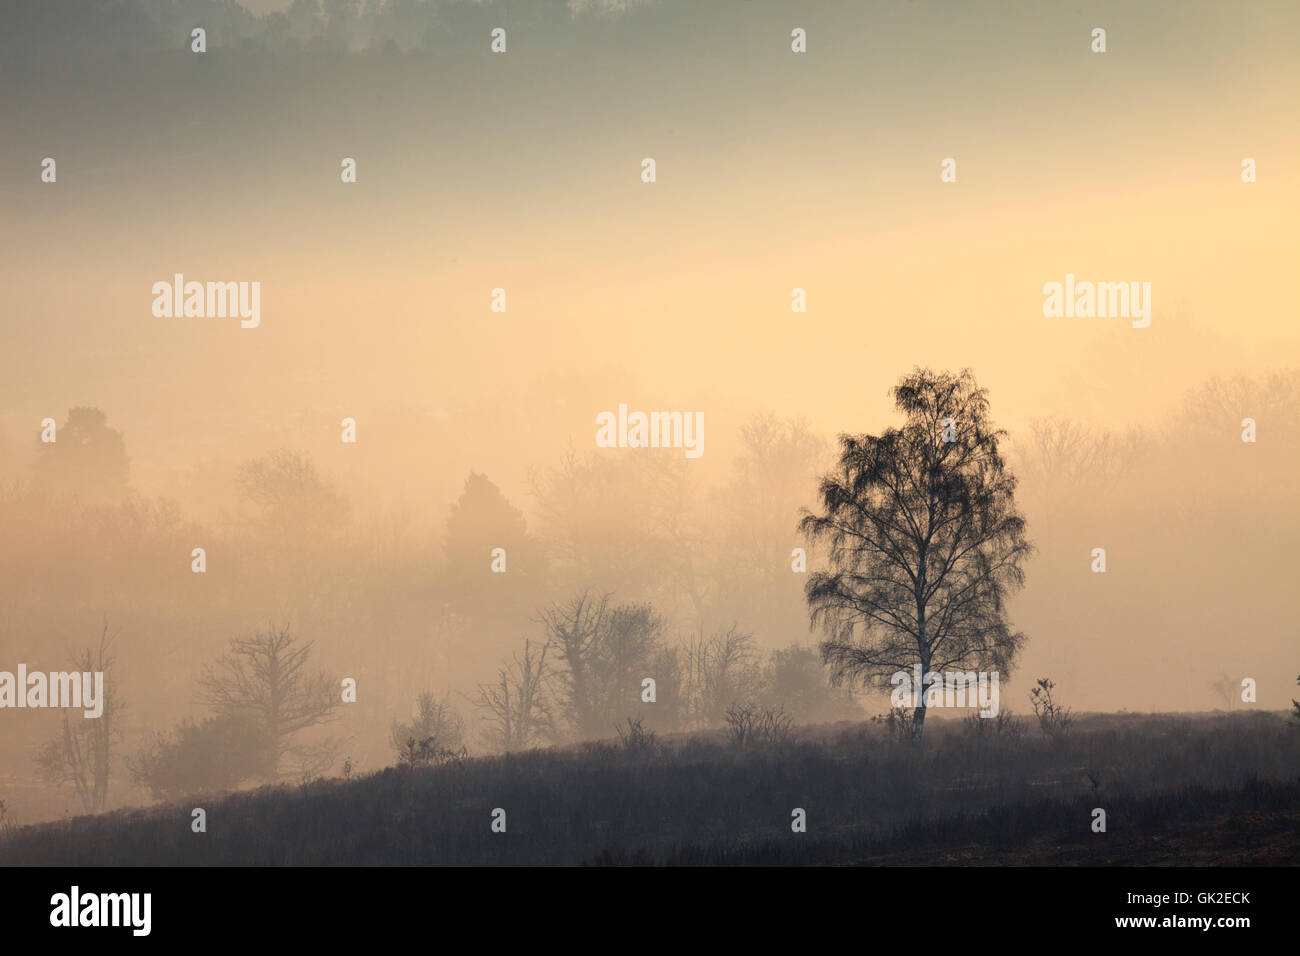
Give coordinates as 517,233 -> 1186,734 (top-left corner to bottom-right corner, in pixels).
0,665 -> 104,718
152,274 -> 260,328
50,886 -> 150,936
1042,274 -> 1151,328
595,404 -> 704,459
891,666 -> 1000,717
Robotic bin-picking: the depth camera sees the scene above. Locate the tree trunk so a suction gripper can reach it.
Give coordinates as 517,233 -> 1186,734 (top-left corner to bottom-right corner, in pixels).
912,649 -> 931,742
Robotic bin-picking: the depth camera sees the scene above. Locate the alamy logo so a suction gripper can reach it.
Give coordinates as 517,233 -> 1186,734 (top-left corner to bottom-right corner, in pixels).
891,666 -> 1000,717
1042,274 -> 1151,328
50,886 -> 151,936
0,665 -> 104,718
595,404 -> 704,459
151,274 -> 261,328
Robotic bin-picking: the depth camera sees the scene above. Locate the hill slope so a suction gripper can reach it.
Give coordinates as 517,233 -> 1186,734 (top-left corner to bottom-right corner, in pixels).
2,712 -> 1297,866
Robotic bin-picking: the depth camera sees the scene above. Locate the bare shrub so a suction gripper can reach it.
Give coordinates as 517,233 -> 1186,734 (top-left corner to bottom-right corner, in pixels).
871,706 -> 917,743
723,701 -> 792,749
962,707 -> 1024,742
1030,678 -> 1074,741
613,716 -> 658,753
474,638 -> 556,752
397,737 -> 468,769
685,626 -> 762,730
391,692 -> 465,763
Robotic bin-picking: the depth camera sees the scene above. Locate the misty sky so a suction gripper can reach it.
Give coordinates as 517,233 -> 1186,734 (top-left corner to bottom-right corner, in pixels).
2,0 -> 1296,499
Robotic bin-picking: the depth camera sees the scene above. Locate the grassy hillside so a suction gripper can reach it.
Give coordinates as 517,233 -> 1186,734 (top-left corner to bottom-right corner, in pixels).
2,712 -> 1297,866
